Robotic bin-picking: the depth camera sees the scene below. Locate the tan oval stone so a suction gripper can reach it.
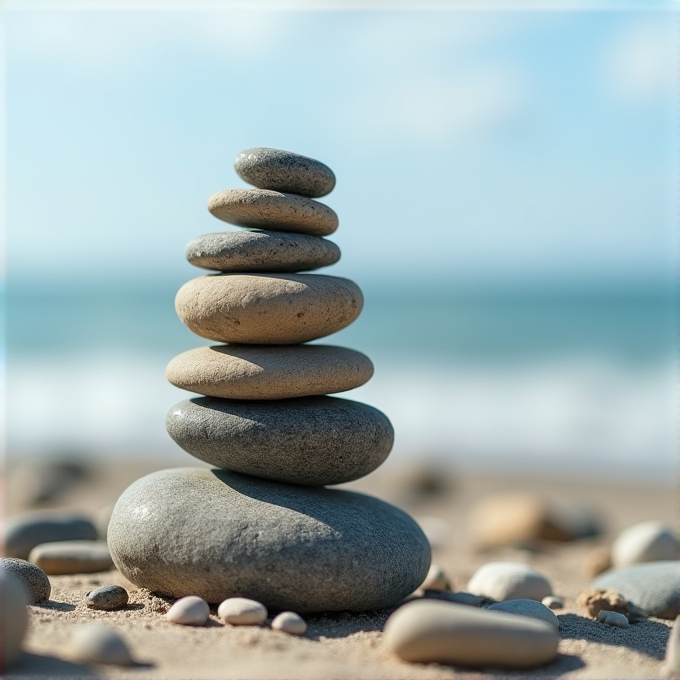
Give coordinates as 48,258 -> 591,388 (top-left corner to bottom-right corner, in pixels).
384,600 -> 559,669
166,345 -> 373,400
175,274 -> 363,344
208,188 -> 338,236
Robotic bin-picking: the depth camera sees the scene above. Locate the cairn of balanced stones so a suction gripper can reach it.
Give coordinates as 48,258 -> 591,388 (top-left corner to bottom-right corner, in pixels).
108,148 -> 430,612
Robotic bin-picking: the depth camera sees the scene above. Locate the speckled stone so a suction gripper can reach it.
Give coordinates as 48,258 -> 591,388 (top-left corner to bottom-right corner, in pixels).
1,569 -> 29,670
3,512 -> 98,560
218,597 -> 267,625
384,601 -> 559,669
166,396 -> 392,486
611,521 -> 680,568
85,585 -> 129,611
467,562 -> 552,602
175,273 -> 362,345
486,599 -> 560,629
0,558 -> 51,604
108,468 -> 431,612
208,189 -> 338,237
67,623 -> 133,666
185,230 -> 341,273
592,561 -> 680,619
235,148 -> 336,198
29,541 -> 113,575
271,611 -> 307,636
166,596 -> 210,626
166,345 -> 373,400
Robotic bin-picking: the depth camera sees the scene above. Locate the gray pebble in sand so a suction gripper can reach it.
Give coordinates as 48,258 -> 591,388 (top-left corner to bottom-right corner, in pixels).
486,599 -> 560,629
235,147 -> 336,198
108,468 -> 431,612
166,396 -> 393,486
592,560 -> 680,619
0,557 -> 51,603
3,512 -> 98,559
185,230 -> 340,273
29,540 -> 113,575
86,585 -> 129,611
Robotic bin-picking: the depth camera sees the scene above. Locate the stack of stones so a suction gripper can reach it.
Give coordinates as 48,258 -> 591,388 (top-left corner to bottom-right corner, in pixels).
108,148 -> 430,613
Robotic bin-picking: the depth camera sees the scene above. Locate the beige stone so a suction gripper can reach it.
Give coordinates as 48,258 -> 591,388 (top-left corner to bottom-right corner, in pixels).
175,273 -> 363,345
271,611 -> 307,636
577,588 -> 629,618
383,600 -> 559,669
420,564 -> 450,592
208,188 -> 338,236
166,344 -> 373,400
28,541 -> 113,575
218,597 -> 267,626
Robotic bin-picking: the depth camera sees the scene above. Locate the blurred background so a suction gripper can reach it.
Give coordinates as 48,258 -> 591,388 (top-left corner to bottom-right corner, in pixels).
5,1 -> 678,482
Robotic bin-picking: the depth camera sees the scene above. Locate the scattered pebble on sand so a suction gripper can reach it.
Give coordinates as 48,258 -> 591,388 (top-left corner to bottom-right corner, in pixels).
467,562 -> 552,602
420,564 -> 450,591
67,623 -> 133,666
612,521 -> 680,568
1,557 -> 51,603
86,585 -> 129,611
597,610 -> 629,628
577,588 -> 629,618
542,595 -> 564,610
166,596 -> 210,626
1,569 -> 29,670
271,611 -> 307,636
218,597 -> 268,626
28,540 -> 113,575
486,599 -> 560,629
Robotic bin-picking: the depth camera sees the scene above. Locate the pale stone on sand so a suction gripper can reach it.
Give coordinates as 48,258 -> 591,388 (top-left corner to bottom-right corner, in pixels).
542,595 -> 564,610
0,558 -> 51,604
467,562 -> 552,602
166,596 -> 210,626
420,564 -> 450,592
383,600 -> 559,669
1,569 -> 29,670
175,273 -> 362,345
271,611 -> 307,636
67,623 -> 133,666
28,541 -> 113,575
218,597 -> 267,626
611,521 -> 680,568
166,345 -> 373,401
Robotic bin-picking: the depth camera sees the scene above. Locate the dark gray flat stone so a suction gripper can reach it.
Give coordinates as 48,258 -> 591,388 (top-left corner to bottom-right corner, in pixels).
166,396 -> 393,486
3,512 -> 98,560
0,558 -> 51,603
108,468 -> 430,612
592,561 -> 680,619
235,147 -> 336,198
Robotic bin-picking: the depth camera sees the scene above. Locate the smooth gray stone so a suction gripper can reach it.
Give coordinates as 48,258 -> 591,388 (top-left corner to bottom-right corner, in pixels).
592,561 -> 680,619
85,585 -> 129,611
0,558 -> 51,604
1,569 -> 29,670
486,599 -> 560,629
67,623 -> 133,666
185,230 -> 341,273
166,396 -> 393,486
235,147 -> 336,198
108,468 -> 430,612
29,541 -> 113,575
3,512 -> 98,560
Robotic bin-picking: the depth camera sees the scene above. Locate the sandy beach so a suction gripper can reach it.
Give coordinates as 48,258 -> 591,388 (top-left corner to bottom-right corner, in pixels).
4,458 -> 676,679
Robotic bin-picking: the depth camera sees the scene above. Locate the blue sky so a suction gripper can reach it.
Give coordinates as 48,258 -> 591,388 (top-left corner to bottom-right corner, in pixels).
5,4 -> 677,288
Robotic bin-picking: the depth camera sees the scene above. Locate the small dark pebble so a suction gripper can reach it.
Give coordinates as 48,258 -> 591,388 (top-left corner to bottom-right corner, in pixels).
0,557 -> 51,603
85,584 -> 129,611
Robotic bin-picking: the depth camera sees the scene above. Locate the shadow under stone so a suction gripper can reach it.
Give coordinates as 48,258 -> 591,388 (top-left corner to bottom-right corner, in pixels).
30,600 -> 76,612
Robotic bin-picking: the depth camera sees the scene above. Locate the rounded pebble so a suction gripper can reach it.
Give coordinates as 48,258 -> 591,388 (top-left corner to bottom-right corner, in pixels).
597,610 -> 629,628
218,597 -> 267,625
420,564 -> 450,592
108,468 -> 431,612
67,623 -> 133,666
271,611 -> 307,636
175,273 -> 362,345
592,561 -> 680,619
1,569 -> 30,670
235,147 -> 336,198
612,521 -> 680,569
166,396 -> 392,486
166,346 -> 373,401
486,599 -> 560,629
85,585 -> 129,611
3,512 -> 98,560
542,595 -> 564,610
166,596 -> 210,626
208,188 -> 338,236
384,600 -> 559,669
29,540 -> 113,575
467,562 -> 553,602
0,558 -> 51,603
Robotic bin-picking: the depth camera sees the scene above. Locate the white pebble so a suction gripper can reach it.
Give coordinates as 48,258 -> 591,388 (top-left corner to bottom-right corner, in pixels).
612,521 -> 680,569
467,562 -> 552,602
271,611 -> 307,636
166,596 -> 210,626
421,564 -> 449,591
542,595 -> 564,610
597,610 -> 629,628
218,597 -> 267,625
68,623 -> 133,665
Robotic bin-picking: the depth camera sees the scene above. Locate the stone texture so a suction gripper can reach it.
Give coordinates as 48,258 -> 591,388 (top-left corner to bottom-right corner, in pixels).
3,512 -> 98,560
486,599 -> 560,629
208,189 -> 338,236
29,541 -> 113,575
0,558 -> 51,603
108,468 -> 431,612
467,562 -> 552,602
67,623 -> 133,666
383,600 -> 559,669
577,588 -> 629,618
235,147 -> 336,198
166,396 -> 392,486
1,569 -> 29,671
166,346 -> 373,401
218,598 -> 267,626
592,561 -> 680,619
271,611 -> 307,636
185,230 -> 341,273
611,521 -> 680,568
175,273 -> 362,345
85,585 -> 129,611
167,596 -> 210,626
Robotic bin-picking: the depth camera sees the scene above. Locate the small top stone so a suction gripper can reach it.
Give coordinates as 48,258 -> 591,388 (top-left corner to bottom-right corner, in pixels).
235,148 -> 336,198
